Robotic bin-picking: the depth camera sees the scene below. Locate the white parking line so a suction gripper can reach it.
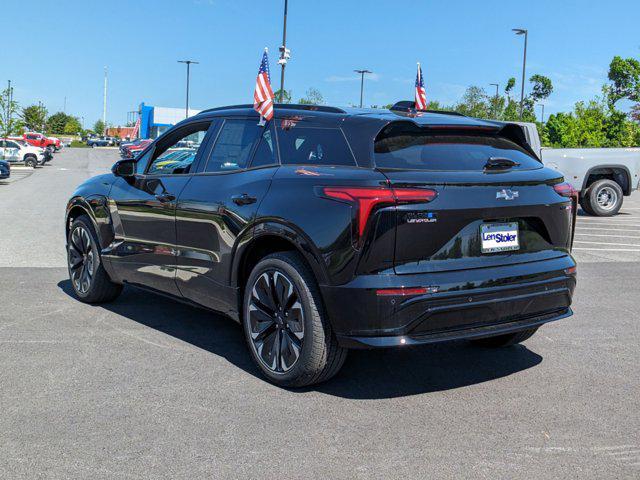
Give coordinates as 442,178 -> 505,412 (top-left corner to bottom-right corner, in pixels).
574,233 -> 640,239
576,222 -> 640,227
573,248 -> 640,252
574,240 -> 640,247
576,227 -> 640,233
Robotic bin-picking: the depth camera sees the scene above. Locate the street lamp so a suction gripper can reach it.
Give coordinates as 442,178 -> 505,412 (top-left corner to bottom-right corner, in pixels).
512,28 -> 528,120
178,60 -> 199,119
354,69 -> 372,108
278,0 -> 291,103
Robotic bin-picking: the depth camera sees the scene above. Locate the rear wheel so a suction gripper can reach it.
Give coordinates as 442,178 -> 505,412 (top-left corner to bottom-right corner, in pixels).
23,155 -> 37,168
242,252 -> 347,387
584,179 -> 623,216
470,327 -> 539,348
67,215 -> 122,303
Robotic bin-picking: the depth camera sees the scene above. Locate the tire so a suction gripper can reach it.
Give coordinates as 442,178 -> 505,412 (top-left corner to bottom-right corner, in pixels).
584,179 -> 623,216
91,144 -> 97,148
242,251 -> 347,387
23,155 -> 37,168
579,196 -> 595,216
470,327 -> 539,348
67,215 -> 122,303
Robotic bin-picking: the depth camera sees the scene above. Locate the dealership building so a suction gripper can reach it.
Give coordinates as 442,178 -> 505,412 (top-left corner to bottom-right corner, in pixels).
138,103 -> 202,139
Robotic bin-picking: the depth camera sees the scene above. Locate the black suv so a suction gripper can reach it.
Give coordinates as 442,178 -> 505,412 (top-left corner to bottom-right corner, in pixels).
66,103 -> 577,387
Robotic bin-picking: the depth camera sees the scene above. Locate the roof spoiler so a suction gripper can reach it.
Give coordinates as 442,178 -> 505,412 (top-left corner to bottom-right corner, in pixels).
198,104 -> 346,115
389,101 -> 466,117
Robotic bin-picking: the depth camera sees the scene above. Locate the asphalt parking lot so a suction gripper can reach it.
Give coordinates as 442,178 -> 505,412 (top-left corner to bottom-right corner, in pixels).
1,149 -> 639,479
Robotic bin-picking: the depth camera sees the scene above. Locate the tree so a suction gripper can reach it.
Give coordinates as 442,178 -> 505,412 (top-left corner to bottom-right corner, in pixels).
93,119 -> 106,135
46,112 -> 70,134
455,86 -> 491,118
21,104 -> 48,131
273,89 -> 292,104
605,56 -> 640,108
64,116 -> 82,135
529,74 -> 553,102
298,88 -> 324,105
505,77 -> 516,97
0,87 -> 22,137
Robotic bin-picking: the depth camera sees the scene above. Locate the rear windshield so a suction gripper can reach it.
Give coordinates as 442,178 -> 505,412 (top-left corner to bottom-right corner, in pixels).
374,124 -> 541,171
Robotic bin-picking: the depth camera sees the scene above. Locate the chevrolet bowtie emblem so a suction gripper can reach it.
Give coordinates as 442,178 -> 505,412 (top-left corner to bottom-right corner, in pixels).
496,189 -> 519,200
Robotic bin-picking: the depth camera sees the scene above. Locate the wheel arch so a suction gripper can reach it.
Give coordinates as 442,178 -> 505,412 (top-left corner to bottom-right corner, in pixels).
66,196 -> 113,249
231,221 -> 330,296
582,164 -> 632,196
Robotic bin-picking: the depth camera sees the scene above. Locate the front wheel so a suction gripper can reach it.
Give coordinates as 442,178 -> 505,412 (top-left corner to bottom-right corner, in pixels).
470,328 -> 539,348
67,215 -> 122,303
242,252 -> 347,387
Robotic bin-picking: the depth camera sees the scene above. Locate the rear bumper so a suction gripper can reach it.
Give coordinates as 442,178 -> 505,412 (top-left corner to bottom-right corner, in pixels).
321,254 -> 576,349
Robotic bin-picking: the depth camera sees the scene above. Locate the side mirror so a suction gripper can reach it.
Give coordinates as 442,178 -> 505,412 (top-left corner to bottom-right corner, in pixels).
112,158 -> 136,177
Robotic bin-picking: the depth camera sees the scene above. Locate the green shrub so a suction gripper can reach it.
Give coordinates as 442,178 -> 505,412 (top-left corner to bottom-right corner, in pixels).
70,140 -> 90,148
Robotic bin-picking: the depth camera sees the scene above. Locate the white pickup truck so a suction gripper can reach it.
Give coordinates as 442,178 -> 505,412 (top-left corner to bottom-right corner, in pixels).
516,122 -> 640,216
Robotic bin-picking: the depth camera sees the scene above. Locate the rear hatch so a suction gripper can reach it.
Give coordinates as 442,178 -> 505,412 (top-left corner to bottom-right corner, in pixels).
373,121 -> 575,274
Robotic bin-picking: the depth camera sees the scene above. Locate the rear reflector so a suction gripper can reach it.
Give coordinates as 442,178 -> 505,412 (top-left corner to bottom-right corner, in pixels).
376,286 -> 438,296
322,186 -> 437,238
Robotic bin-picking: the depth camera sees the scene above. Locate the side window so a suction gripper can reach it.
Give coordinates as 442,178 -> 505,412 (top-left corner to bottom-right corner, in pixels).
27,135 -> 37,140
147,122 -> 211,175
135,149 -> 153,174
204,119 -> 264,173
276,126 -> 356,166
249,127 -> 277,169
6,141 -> 19,149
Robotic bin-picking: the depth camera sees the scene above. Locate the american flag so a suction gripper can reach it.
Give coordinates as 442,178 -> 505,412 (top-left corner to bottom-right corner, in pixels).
415,63 -> 427,110
254,49 -> 275,121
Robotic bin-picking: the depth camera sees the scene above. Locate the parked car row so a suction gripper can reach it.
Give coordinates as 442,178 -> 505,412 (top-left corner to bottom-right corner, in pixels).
0,137 -> 53,168
120,138 -> 152,158
85,135 -> 121,148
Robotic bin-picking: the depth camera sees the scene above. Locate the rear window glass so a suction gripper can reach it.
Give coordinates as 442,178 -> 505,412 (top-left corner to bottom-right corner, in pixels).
374,124 -> 541,171
277,126 -> 355,166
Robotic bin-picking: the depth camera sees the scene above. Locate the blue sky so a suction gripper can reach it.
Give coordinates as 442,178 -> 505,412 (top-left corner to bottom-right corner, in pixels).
2,0 -> 639,126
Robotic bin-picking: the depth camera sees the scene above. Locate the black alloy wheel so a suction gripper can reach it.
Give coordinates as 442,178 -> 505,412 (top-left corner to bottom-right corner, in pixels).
68,225 -> 95,295
247,270 -> 305,373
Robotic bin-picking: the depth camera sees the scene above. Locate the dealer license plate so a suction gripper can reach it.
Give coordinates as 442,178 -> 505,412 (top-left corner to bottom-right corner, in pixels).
480,222 -> 520,253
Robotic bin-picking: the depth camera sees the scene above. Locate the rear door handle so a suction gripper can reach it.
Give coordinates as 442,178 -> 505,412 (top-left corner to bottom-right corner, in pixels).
232,193 -> 257,206
155,193 -> 176,203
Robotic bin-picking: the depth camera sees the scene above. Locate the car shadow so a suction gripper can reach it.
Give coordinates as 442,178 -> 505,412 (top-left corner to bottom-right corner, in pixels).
57,280 -> 543,399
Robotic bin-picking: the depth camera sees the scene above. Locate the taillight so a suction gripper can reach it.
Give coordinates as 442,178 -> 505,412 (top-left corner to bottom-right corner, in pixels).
554,182 -> 578,251
321,186 -> 437,239
553,182 -> 578,199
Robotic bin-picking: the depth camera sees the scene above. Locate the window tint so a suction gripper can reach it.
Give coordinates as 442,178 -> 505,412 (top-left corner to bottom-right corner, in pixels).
249,128 -> 277,168
147,122 -> 210,175
135,150 -> 153,174
6,141 -> 19,148
204,119 -> 265,173
276,126 -> 355,166
374,124 -> 541,171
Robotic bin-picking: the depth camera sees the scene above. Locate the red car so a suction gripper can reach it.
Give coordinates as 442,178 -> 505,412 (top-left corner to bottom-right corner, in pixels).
123,139 -> 152,158
23,132 -> 60,151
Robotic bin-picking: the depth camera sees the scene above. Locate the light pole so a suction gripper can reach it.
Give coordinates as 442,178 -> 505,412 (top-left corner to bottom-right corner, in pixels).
178,60 -> 199,119
538,103 -> 545,124
354,69 -> 372,108
103,67 -> 108,134
489,83 -> 499,118
512,28 -> 528,120
278,0 -> 290,103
